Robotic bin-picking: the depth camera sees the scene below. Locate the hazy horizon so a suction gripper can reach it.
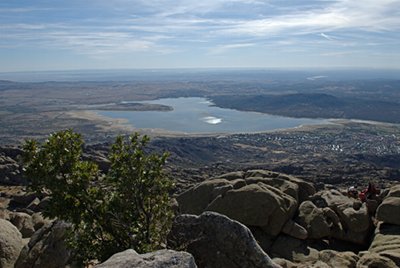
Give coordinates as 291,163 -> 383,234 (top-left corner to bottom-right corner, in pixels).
1,68 -> 400,83
1,1 -> 399,72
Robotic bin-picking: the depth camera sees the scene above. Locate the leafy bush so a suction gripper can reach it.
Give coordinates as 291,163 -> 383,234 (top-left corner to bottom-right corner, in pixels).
22,130 -> 174,264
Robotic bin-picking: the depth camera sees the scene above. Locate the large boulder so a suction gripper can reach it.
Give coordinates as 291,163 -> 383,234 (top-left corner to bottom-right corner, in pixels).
216,171 -> 244,181
14,221 -> 71,268
206,183 -> 297,235
331,204 -> 372,245
176,179 -> 235,215
95,249 -> 197,268
0,219 -> 24,268
245,170 -> 315,202
176,170 -> 315,236
0,152 -> 24,185
9,212 -> 35,238
357,253 -> 398,268
167,211 -> 280,268
318,250 -> 359,268
281,220 -> 308,240
0,209 -> 10,220
388,185 -> 400,197
376,197 -> 400,225
365,223 -> 400,266
176,171 -> 316,237
245,176 -> 299,202
269,234 -> 319,263
296,201 -> 330,239
319,189 -> 353,210
317,190 -> 373,245
31,213 -> 51,231
271,236 -> 359,267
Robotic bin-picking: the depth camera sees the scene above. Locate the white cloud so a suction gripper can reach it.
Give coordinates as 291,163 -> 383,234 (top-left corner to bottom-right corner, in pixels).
320,33 -> 335,41
1,0 -> 399,65
0,7 -> 53,13
214,0 -> 400,37
208,43 -> 256,54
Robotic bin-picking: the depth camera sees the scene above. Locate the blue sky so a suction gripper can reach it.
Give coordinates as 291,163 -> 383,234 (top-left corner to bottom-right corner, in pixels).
1,0 -> 400,72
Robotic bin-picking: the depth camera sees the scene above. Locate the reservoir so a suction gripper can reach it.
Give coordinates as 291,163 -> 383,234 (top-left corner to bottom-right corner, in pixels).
97,97 -> 328,134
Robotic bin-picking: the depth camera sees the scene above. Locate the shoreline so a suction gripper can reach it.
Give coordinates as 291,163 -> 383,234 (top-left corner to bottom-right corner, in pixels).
66,109 -> 398,139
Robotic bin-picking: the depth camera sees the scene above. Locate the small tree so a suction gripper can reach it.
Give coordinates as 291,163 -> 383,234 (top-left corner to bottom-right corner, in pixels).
22,130 -> 174,264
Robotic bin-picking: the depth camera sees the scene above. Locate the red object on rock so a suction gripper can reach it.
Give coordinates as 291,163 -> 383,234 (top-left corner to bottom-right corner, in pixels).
359,191 -> 367,202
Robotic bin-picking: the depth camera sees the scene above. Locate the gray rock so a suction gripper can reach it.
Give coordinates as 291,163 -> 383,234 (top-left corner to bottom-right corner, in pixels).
15,221 -> 71,268
0,219 -> 24,268
319,190 -> 372,245
216,171 -> 244,180
168,211 -> 280,268
270,234 -> 319,263
340,205 -> 371,233
322,207 -> 341,228
386,185 -> 400,198
176,170 -> 311,237
320,189 -> 353,210
281,220 -> 308,240
272,258 -> 297,268
95,249 -> 197,268
0,209 -> 10,220
296,201 -> 330,239
376,197 -> 400,225
318,250 -> 359,268
27,198 -> 41,212
366,223 -> 400,266
176,179 -> 233,215
206,183 -> 297,236
31,213 -> 51,231
245,176 -> 299,202
357,253 -> 398,268
0,153 -> 24,185
9,212 -> 35,238
244,170 -> 315,202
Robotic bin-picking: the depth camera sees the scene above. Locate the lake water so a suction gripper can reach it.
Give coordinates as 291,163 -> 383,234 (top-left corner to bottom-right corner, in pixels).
98,97 -> 329,134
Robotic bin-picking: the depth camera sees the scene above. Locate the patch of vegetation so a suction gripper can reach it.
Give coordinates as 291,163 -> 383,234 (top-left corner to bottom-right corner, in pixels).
22,130 -> 174,264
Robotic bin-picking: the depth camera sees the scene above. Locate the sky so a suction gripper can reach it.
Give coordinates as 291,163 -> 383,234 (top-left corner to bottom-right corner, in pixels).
1,0 -> 400,72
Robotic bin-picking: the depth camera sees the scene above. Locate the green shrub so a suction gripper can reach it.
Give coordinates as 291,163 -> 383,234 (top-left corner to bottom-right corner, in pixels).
22,130 -> 174,264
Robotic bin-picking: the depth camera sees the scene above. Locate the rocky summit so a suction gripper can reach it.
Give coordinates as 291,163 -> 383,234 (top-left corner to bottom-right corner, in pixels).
1,167 -> 400,267
170,170 -> 400,267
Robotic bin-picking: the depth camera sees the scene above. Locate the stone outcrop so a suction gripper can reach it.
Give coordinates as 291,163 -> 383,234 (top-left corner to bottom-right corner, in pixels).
270,234 -> 319,263
376,186 -> 400,225
364,223 -> 400,267
331,204 -> 372,245
176,170 -> 311,237
281,220 -> 308,240
15,221 -> 70,268
206,183 -> 297,235
311,189 -> 373,245
0,219 -> 24,268
167,211 -> 280,268
296,201 -> 330,239
271,237 -> 359,267
0,154 -> 23,185
9,212 -> 35,238
357,253 -> 398,268
318,250 -> 359,268
177,179 -> 237,215
244,170 -> 315,203
95,249 -> 197,268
